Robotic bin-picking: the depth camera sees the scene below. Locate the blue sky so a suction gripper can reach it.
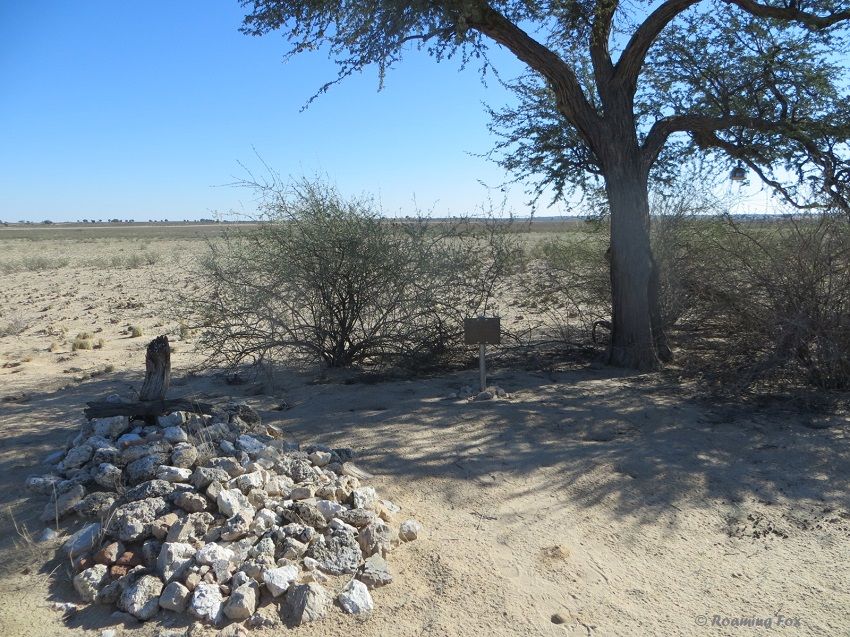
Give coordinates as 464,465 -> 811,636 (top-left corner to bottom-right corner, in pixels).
0,1 -> 542,222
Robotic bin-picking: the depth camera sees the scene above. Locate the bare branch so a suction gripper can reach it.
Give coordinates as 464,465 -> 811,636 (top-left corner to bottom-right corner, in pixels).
467,3 -> 602,144
724,0 -> 850,28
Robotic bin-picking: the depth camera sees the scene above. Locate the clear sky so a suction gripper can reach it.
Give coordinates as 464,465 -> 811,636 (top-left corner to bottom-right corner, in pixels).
0,1 -> 550,222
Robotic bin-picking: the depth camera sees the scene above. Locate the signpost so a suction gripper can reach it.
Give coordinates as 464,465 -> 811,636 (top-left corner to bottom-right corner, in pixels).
464,316 -> 501,392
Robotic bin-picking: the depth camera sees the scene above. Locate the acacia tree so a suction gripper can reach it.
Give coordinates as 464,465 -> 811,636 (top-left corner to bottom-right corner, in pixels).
239,0 -> 850,370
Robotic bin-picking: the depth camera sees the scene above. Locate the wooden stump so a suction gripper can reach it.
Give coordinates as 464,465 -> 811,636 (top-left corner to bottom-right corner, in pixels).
139,335 -> 171,401
84,334 -> 217,420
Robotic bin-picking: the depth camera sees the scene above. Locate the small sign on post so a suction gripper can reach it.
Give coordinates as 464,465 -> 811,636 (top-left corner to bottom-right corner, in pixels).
464,316 -> 501,392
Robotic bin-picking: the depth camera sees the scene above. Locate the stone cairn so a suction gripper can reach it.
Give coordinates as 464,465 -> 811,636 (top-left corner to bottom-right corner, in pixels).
25,399 -> 422,629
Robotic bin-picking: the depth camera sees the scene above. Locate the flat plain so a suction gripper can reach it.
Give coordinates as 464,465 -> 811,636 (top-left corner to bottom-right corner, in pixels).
0,223 -> 847,637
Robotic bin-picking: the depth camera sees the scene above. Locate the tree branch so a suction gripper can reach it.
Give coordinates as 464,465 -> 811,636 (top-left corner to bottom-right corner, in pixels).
467,3 -> 602,144
643,114 -> 744,164
724,0 -> 850,28
691,131 -> 831,210
615,0 -> 700,92
590,0 -> 617,91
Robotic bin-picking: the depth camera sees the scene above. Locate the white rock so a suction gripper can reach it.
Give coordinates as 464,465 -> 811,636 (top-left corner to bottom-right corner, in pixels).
92,415 -> 130,439
25,474 -> 61,495
250,537 -> 275,558
352,486 -> 377,509
219,509 -> 254,541
156,466 -> 193,482
64,522 -> 101,558
157,412 -> 185,428
157,542 -> 196,582
308,450 -> 332,467
262,564 -> 299,597
93,463 -> 123,490
119,574 -> 163,620
73,564 -> 108,602
399,519 -> 423,541
195,543 -> 234,566
159,581 -> 190,612
236,435 -> 266,456
216,488 -> 252,517
162,426 -> 188,443
223,581 -> 259,620
337,578 -> 374,615
234,471 -> 264,493
249,508 -> 277,534
329,518 -> 358,535
188,582 -> 224,623
315,499 -> 346,521
264,474 -> 293,496
212,557 -> 234,582
58,444 -> 93,471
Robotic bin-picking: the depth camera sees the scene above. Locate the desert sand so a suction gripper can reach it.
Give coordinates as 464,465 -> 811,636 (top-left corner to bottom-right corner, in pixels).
0,226 -> 847,637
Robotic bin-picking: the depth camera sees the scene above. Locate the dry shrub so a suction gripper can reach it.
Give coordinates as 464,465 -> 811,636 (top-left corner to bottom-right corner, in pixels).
683,213 -> 850,390
72,337 -> 92,351
182,177 -> 522,370
0,315 -> 28,337
521,222 -> 610,344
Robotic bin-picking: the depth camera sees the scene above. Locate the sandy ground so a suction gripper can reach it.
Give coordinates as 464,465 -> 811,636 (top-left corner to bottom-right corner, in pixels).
0,229 -> 848,637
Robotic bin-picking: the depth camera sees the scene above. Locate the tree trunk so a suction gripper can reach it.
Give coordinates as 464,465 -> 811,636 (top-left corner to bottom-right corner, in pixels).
605,161 -> 665,370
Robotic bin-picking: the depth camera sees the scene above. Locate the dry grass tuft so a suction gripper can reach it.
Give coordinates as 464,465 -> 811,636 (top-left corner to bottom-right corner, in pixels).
71,337 -> 93,351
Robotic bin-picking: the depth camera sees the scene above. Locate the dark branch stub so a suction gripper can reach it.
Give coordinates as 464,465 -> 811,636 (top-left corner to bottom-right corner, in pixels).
139,335 -> 171,401
84,334 -> 211,419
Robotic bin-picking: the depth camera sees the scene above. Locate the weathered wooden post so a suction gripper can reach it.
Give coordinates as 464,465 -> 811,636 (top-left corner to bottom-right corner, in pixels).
464,316 -> 501,392
84,334 -> 217,420
139,335 -> 171,401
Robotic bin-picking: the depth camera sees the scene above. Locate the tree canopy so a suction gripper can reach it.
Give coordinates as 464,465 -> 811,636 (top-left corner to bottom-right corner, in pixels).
241,0 -> 850,211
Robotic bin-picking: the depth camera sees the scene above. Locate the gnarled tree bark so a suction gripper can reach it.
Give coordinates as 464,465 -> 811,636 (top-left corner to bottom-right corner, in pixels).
139,335 -> 171,401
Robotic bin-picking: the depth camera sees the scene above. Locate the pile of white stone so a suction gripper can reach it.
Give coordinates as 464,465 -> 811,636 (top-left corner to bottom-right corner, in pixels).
25,399 -> 422,629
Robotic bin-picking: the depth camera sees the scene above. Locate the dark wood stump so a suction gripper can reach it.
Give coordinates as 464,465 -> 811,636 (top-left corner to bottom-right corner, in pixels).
139,335 -> 171,401
83,335 -> 213,420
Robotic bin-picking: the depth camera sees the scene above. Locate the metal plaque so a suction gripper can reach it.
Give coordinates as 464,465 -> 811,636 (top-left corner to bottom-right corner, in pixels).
464,317 -> 501,345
